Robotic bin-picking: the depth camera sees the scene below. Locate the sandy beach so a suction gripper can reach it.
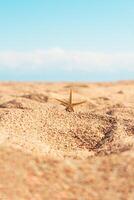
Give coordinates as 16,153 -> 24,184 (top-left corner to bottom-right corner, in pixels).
0,81 -> 134,200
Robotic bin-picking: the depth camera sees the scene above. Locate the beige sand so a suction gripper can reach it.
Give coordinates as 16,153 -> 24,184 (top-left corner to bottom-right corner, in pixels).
0,81 -> 134,200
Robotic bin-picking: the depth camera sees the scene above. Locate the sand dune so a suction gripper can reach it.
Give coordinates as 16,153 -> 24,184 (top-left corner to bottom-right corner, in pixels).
0,81 -> 134,199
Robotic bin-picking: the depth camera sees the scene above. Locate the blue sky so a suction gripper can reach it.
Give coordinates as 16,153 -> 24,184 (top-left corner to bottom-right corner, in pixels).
0,0 -> 134,81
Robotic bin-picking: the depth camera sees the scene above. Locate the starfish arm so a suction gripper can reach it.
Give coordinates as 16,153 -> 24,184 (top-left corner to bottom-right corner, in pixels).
55,98 -> 68,106
69,89 -> 73,104
66,105 -> 74,112
72,101 -> 86,107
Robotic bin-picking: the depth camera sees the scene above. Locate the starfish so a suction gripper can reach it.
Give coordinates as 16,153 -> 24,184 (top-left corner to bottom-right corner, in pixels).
56,89 -> 86,112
